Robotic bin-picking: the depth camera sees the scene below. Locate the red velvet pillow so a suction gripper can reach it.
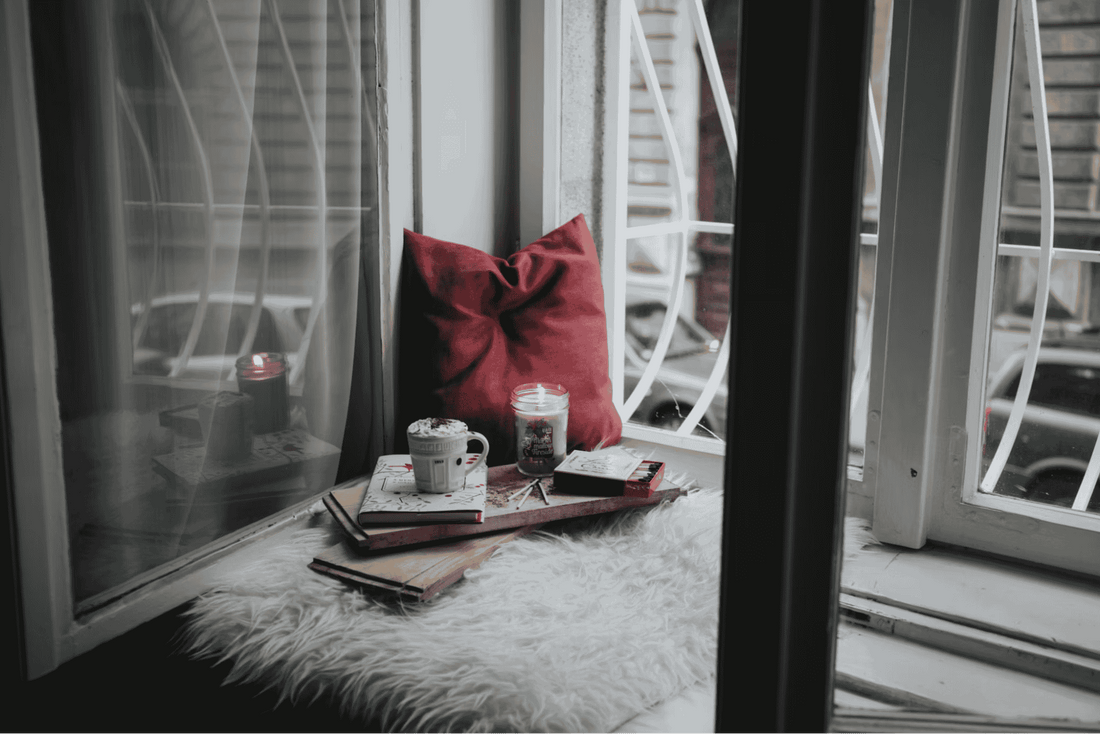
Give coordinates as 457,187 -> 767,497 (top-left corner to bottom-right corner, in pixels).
399,214 -> 621,465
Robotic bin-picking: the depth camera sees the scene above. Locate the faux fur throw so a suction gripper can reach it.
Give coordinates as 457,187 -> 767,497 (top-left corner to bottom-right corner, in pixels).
182,472 -> 874,732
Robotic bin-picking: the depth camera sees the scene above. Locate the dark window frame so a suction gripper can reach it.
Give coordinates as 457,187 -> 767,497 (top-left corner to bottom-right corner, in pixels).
715,0 -> 873,730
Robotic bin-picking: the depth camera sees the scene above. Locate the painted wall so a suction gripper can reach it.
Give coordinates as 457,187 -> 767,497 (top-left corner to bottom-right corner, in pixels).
418,0 -> 518,256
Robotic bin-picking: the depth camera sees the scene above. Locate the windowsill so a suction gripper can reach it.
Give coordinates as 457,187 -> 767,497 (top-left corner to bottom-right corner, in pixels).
70,438 -> 1100,730
837,528 -> 1100,724
68,497 -> 322,660
73,437 -> 725,666
76,437 -> 1100,729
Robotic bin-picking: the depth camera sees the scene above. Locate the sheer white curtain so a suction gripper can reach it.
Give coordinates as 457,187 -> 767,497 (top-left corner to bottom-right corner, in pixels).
54,0 -> 368,606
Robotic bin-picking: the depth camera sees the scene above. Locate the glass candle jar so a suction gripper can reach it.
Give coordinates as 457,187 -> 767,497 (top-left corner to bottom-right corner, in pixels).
511,382 -> 569,476
235,352 -> 289,434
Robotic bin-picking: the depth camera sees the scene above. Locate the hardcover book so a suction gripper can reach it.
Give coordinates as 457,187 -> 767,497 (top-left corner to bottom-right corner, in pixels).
309,525 -> 539,602
356,454 -> 488,525
321,461 -> 686,552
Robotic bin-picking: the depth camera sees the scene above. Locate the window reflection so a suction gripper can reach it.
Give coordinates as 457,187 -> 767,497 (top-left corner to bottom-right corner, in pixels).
35,0 -> 374,607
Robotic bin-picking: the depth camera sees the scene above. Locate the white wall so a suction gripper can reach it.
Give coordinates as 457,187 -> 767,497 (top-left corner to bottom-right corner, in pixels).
418,0 -> 517,256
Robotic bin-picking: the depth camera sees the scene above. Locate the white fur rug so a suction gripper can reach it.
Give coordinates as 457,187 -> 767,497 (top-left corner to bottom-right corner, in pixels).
182,472 -> 874,732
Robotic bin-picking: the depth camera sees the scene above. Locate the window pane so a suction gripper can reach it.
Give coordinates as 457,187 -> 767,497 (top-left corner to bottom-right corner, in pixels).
980,1 -> 1100,514
35,0 -> 376,607
620,0 -> 737,441
848,0 -> 892,472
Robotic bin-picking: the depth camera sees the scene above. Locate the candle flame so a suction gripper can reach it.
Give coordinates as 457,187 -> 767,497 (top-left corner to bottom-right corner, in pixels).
252,354 -> 264,368
536,384 -> 546,404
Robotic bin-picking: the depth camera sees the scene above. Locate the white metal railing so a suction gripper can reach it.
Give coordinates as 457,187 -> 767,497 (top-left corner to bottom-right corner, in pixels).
202,0 -> 274,375
980,0 -> 1056,497
849,83 -> 884,445
266,0 -> 328,386
617,0 -> 734,442
116,81 -> 162,353
620,1 -> 693,424
978,0 -> 1097,512
142,0 -> 217,379
122,1 -> 374,388
618,0 -> 886,449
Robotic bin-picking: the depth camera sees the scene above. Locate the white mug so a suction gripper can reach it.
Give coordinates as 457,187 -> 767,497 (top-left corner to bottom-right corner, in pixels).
406,418 -> 490,493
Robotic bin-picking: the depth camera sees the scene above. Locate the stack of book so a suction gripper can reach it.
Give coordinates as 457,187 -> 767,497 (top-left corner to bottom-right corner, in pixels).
310,451 -> 682,602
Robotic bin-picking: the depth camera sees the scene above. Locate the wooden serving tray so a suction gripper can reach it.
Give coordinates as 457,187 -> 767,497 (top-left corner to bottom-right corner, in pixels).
321,462 -> 686,552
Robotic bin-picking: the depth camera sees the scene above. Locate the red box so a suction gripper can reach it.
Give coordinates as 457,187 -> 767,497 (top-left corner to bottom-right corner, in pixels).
624,461 -> 666,498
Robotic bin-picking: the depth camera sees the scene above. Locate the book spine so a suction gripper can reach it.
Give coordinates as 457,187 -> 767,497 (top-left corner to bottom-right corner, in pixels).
551,473 -> 626,496
322,492 -> 370,543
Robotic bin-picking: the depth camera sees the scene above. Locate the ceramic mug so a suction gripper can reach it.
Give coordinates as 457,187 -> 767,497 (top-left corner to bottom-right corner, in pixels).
406,418 -> 490,493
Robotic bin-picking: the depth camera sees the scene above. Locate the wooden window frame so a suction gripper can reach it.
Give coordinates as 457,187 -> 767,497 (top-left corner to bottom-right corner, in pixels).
865,0 -> 1100,577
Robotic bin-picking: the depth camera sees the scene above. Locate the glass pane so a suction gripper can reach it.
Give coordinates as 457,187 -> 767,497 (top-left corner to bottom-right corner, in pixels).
622,0 -> 737,441
980,1 -> 1100,513
847,0 -> 892,471
35,0 -> 377,607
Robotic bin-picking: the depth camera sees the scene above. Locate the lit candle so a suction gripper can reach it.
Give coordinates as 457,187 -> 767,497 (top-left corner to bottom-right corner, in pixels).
511,382 -> 569,476
235,352 -> 289,434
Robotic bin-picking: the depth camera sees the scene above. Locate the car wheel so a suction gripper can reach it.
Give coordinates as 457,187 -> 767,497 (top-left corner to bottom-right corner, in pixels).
1023,469 -> 1092,509
650,403 -> 713,435
651,403 -> 686,430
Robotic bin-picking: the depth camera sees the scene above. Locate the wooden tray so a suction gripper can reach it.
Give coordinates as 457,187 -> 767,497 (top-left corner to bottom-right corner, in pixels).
321,463 -> 686,552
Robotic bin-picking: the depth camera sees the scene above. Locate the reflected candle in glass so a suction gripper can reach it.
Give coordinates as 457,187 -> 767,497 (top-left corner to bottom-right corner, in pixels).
511,382 -> 569,476
235,352 -> 289,434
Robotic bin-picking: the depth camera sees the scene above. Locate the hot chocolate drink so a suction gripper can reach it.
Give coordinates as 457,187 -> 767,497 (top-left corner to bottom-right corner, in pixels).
406,418 -> 490,493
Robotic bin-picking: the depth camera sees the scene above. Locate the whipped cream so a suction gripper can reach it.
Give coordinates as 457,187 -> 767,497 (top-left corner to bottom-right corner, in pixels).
407,417 -> 467,437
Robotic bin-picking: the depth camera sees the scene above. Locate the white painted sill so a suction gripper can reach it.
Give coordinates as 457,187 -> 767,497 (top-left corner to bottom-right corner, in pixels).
838,527 -> 1100,723
67,496 -> 325,661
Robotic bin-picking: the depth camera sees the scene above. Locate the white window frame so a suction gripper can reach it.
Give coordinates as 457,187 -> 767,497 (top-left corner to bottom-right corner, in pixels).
519,0 -> 562,247
0,0 -> 417,679
865,0 -> 1100,577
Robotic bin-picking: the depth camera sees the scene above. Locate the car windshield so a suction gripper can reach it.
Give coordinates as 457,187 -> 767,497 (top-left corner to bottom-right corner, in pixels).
136,303 -> 285,357
625,303 -> 713,358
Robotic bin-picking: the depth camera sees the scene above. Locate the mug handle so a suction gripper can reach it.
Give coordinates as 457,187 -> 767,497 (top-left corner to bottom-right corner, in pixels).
464,431 -> 490,475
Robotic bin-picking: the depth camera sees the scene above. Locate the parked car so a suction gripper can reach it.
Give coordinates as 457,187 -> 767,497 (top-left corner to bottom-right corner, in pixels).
983,343 -> 1100,510
131,293 -> 312,380
622,299 -> 727,438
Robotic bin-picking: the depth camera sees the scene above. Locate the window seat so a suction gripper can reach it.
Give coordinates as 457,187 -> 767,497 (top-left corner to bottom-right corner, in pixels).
173,439 -> 725,732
